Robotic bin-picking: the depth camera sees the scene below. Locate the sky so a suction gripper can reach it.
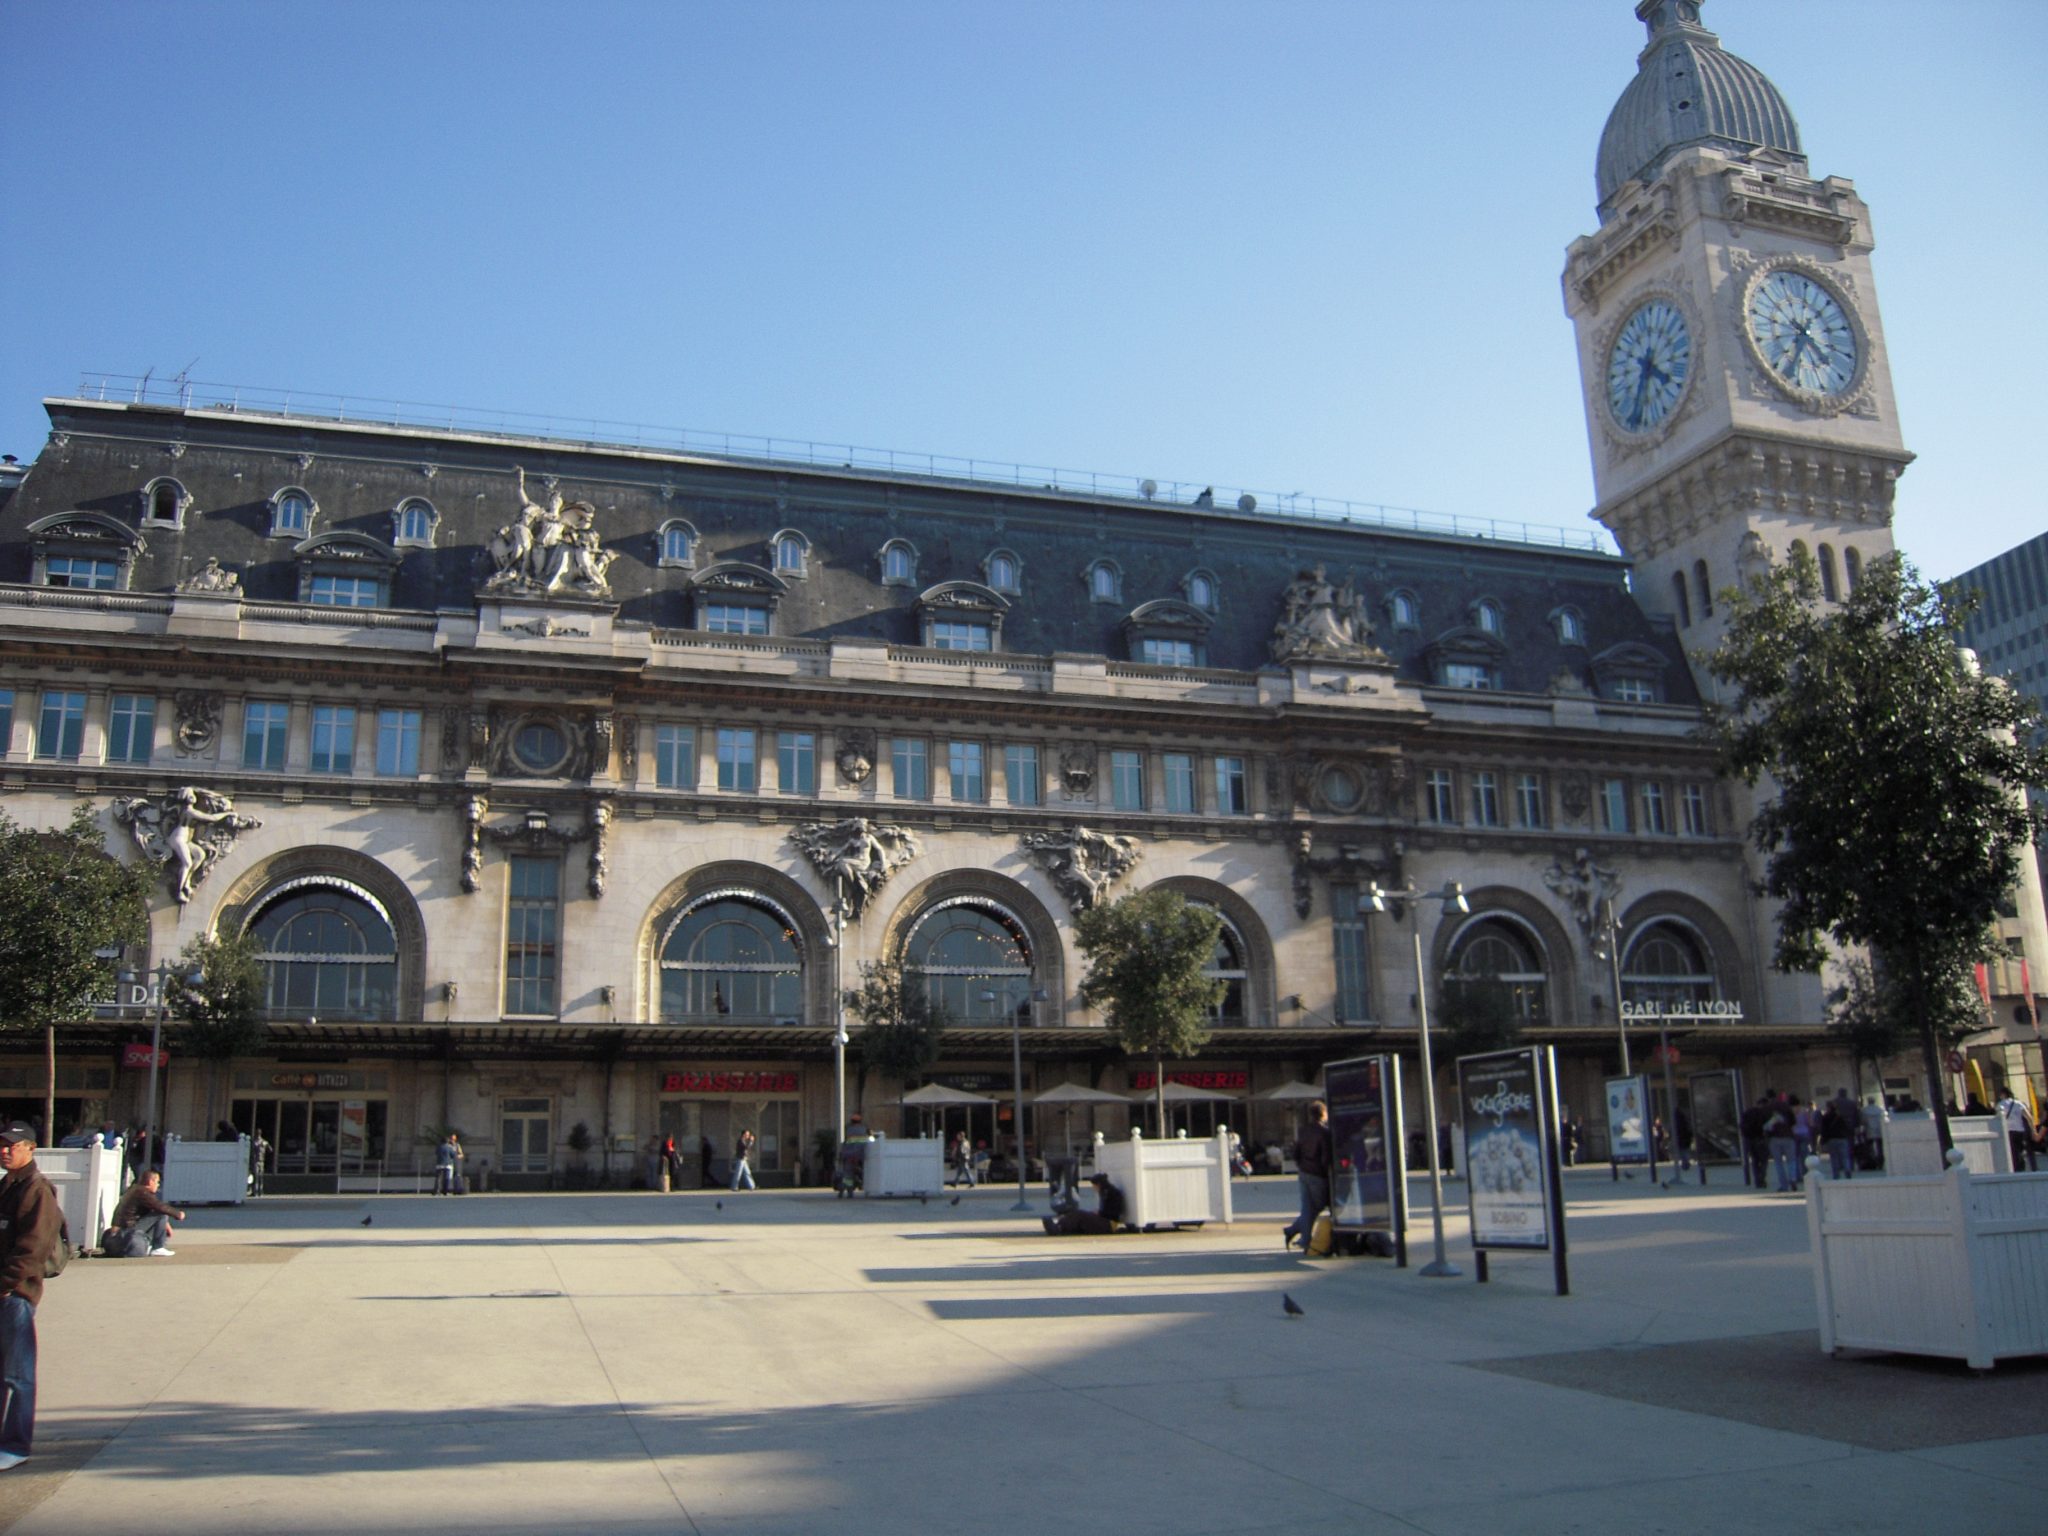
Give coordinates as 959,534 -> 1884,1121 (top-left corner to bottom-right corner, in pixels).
1,0 -> 2041,580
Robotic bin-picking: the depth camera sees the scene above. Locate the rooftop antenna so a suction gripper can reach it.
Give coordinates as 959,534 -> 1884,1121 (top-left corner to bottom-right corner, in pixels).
171,358 -> 199,408
135,367 -> 154,403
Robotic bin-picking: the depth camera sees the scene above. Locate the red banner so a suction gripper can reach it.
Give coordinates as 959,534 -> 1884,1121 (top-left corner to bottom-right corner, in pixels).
662,1071 -> 799,1095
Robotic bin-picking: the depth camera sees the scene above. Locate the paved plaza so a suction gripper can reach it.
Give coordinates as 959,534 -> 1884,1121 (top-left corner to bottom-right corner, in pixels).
3,1169 -> 2042,1534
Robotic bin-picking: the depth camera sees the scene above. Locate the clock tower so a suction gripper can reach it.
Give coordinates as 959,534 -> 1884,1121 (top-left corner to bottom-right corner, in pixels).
1564,0 -> 1913,675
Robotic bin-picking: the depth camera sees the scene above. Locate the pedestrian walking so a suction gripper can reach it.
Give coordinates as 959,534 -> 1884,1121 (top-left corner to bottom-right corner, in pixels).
730,1129 -> 757,1192
1995,1088 -> 2037,1172
1281,1100 -> 1333,1252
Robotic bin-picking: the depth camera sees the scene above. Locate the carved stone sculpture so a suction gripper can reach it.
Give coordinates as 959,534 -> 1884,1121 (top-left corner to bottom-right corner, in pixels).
1268,564 -> 1388,664
1544,847 -> 1622,950
481,466 -> 616,600
467,711 -> 492,771
441,707 -> 465,771
1289,831 -> 1391,920
788,818 -> 922,916
1057,745 -> 1095,799
460,795 -> 488,893
1020,825 -> 1140,913
172,691 -> 222,754
587,801 -> 612,898
178,557 -> 240,595
835,729 -> 876,786
112,787 -> 261,904
477,800 -> 605,895
618,715 -> 639,781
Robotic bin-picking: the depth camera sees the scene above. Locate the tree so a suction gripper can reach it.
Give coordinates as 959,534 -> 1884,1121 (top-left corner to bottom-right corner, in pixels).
1706,550 -> 2048,1151
169,928 -> 266,1130
845,960 -> 947,1107
0,806 -> 152,1138
1825,954 -> 1981,1102
1074,888 -> 1224,1135
1436,973 -> 1526,1062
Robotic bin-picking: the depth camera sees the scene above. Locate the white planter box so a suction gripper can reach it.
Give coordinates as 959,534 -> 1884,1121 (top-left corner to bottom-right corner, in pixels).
162,1136 -> 249,1205
1883,1113 -> 2011,1176
1091,1130 -> 1234,1229
1807,1155 -> 2048,1370
861,1137 -> 944,1198
39,1141 -> 128,1246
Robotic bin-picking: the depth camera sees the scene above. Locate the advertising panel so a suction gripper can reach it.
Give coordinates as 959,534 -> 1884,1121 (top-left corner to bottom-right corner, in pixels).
1326,1054 -> 1403,1236
1459,1049 -> 1552,1251
338,1100 -> 369,1162
1687,1069 -> 1743,1164
1605,1075 -> 1652,1165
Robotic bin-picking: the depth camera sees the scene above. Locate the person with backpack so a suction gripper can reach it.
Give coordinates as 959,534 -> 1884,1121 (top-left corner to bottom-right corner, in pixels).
0,1120 -> 65,1470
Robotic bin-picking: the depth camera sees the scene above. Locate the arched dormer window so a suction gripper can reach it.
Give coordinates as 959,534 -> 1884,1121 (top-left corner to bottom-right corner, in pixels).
1473,597 -> 1506,637
1552,606 -> 1586,646
771,529 -> 810,578
1692,559 -> 1713,619
1086,560 -> 1122,604
1386,589 -> 1420,631
1123,598 -> 1212,668
1843,546 -> 1862,591
142,476 -> 191,527
880,539 -> 917,587
295,532 -> 401,607
1589,641 -> 1670,704
689,561 -> 788,636
1183,569 -> 1219,612
1421,625 -> 1508,691
916,581 -> 1008,652
392,497 -> 438,548
1670,571 -> 1692,627
657,519 -> 698,569
1817,543 -> 1840,602
28,511 -> 144,592
983,549 -> 1022,594
270,487 -> 316,540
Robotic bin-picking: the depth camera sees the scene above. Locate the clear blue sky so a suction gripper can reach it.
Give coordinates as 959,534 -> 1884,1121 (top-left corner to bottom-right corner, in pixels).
1,0 -> 2040,578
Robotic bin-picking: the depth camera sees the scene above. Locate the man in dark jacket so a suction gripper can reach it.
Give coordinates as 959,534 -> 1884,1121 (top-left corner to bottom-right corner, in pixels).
1042,1173 -> 1126,1235
1282,1100 -> 1334,1251
0,1120 -> 64,1469
108,1171 -> 186,1257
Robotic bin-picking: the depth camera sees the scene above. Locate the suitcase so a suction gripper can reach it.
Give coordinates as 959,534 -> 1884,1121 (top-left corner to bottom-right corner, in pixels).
1306,1211 -> 1334,1257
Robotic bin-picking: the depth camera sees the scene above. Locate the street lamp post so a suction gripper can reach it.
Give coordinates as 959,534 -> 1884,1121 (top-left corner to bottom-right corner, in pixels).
985,985 -> 1031,1212
1362,878 -> 1469,1279
831,877 -> 849,1179
118,960 -> 188,1156
1596,899 -> 1631,1077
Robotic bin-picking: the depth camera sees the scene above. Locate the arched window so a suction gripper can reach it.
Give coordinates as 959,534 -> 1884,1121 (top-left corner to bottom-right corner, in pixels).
985,551 -> 1020,593
658,520 -> 697,567
1621,921 -> 1714,1010
1670,571 -> 1692,627
1817,543 -> 1840,601
773,532 -> 809,576
1843,546 -> 1862,590
248,880 -> 399,1022
271,488 -> 314,539
1088,561 -> 1122,603
1475,598 -> 1505,636
1554,607 -> 1585,645
659,896 -> 804,1024
904,899 -> 1033,1021
145,478 -> 188,526
1388,590 -> 1420,630
1196,907 -> 1248,1025
1185,570 -> 1218,611
1445,917 -> 1550,1024
394,498 -> 437,545
881,540 -> 917,585
1693,559 -> 1713,619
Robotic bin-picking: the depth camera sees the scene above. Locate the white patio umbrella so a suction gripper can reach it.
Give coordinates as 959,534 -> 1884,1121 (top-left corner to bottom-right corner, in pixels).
1031,1082 -> 1134,1158
893,1082 -> 997,1139
1257,1080 -> 1326,1102
1143,1079 -> 1240,1140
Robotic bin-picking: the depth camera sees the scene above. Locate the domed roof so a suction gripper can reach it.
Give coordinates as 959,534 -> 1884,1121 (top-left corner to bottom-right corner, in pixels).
1595,1 -> 1804,218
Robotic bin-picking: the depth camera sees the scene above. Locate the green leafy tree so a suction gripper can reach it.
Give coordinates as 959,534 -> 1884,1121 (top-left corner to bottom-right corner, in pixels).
1706,550 -> 2048,1150
1074,888 -> 1224,1134
1437,972 -> 1526,1062
0,806 -> 152,1138
1825,954 -> 1982,1102
170,928 -> 267,1129
845,959 -> 947,1107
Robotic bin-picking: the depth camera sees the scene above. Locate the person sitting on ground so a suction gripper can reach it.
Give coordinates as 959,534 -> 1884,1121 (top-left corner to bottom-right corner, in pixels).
105,1171 -> 184,1258
1042,1172 -> 1125,1236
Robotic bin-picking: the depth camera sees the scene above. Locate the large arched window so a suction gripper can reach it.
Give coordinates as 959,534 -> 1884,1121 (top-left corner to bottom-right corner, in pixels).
1203,912 -> 1249,1025
904,898 -> 1033,1021
659,895 -> 804,1024
1444,916 -> 1550,1024
248,879 -> 399,1021
1621,921 -> 1714,1009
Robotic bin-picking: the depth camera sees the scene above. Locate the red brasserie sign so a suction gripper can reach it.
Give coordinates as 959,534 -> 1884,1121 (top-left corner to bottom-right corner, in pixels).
663,1071 -> 799,1094
1128,1069 -> 1248,1091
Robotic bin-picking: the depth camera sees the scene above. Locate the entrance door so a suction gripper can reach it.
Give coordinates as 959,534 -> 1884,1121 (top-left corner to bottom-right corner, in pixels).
500,1097 -> 552,1176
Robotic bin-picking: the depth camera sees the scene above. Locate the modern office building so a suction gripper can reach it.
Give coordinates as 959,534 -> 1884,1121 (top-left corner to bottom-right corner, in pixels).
1,1 -> 2040,1187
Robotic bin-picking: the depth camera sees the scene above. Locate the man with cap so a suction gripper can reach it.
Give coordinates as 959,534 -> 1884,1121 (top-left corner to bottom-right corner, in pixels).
0,1120 -> 64,1470
1042,1172 -> 1126,1236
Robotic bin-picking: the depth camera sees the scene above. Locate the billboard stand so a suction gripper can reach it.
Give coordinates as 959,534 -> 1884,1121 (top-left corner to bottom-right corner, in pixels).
1325,1054 -> 1406,1265
1458,1045 -> 1569,1297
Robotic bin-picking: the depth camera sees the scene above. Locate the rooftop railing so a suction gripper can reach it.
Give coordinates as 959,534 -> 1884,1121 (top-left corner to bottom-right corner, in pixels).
64,372 -> 1611,554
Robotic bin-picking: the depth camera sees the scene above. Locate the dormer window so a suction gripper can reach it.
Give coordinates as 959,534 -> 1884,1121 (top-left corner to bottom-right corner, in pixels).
1474,598 -> 1505,637
295,532 -> 400,608
1552,607 -> 1586,646
142,477 -> 190,527
772,530 -> 810,577
1590,642 -> 1671,706
270,487 -> 315,539
392,497 -> 438,547
1123,598 -> 1211,668
916,581 -> 1008,651
1184,570 -> 1219,612
1387,590 -> 1420,631
984,550 -> 1022,594
880,539 -> 917,586
1422,623 -> 1507,691
691,562 -> 789,636
658,519 -> 698,569
28,512 -> 142,592
1087,560 -> 1122,603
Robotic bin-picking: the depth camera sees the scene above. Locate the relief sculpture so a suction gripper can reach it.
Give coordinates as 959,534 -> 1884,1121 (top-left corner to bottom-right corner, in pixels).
1020,825 -> 1140,913
112,786 -> 261,904
788,818 -> 922,916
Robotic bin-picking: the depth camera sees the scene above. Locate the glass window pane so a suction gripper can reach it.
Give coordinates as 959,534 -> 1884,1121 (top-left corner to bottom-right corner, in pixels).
1004,744 -> 1040,807
376,708 -> 421,776
108,693 -> 156,764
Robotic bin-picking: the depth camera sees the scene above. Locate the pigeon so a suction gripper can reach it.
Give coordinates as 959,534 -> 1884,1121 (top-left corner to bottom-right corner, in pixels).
919,1195 -> 928,1206
715,1200 -> 723,1210
950,1195 -> 961,1206
360,1215 -> 373,1227
1282,1293 -> 1304,1318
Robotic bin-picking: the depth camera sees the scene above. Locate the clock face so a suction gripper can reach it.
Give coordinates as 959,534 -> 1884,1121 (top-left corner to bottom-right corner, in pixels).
1606,299 -> 1692,433
1747,270 -> 1858,395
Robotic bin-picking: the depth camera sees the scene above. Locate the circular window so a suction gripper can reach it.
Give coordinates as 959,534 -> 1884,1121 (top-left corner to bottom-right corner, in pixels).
1315,763 -> 1365,815
511,720 -> 571,775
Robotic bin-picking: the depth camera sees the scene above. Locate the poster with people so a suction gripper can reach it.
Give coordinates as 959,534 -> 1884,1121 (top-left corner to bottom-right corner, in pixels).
1459,1048 -> 1554,1251
1326,1053 -> 1403,1236
1606,1075 -> 1652,1165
